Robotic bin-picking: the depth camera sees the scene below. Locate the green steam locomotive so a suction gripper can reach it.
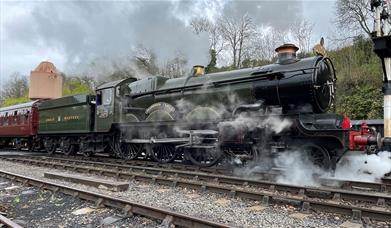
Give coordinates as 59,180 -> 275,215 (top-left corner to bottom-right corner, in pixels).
8,43 -> 380,169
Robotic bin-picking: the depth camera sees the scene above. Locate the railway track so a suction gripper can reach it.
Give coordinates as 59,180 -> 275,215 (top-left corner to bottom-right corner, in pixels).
51,153 -> 233,175
4,151 -> 391,185
0,214 -> 23,228
0,169 -> 229,228
6,155 -> 390,193
0,151 -> 232,174
44,154 -> 391,186
1,156 -> 391,222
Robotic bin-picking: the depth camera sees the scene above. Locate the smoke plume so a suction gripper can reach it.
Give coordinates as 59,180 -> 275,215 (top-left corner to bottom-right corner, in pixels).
1,0 -> 306,80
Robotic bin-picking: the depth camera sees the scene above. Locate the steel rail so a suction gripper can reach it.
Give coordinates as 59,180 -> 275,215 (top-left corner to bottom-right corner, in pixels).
34,154 -> 391,189
12,156 -> 390,193
52,154 -> 231,174
0,215 -> 23,228
1,157 -> 391,222
2,156 -> 391,202
0,170 -> 229,228
1,152 -> 230,173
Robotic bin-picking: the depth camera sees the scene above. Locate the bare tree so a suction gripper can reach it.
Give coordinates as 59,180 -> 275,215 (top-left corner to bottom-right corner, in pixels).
190,17 -> 226,55
218,14 -> 254,68
291,19 -> 314,54
335,0 -> 373,37
1,72 -> 29,99
161,53 -> 188,78
133,45 -> 159,75
190,17 -> 210,35
248,27 -> 288,61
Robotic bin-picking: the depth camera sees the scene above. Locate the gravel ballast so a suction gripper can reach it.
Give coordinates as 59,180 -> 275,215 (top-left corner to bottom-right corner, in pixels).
0,159 -> 389,227
0,177 -> 158,227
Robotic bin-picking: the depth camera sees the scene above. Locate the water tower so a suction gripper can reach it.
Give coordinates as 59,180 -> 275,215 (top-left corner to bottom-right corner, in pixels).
28,61 -> 63,100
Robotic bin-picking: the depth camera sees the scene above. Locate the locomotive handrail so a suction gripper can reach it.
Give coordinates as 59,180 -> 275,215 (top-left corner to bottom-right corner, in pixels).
298,114 -> 348,132
250,67 -> 316,76
122,107 -> 146,111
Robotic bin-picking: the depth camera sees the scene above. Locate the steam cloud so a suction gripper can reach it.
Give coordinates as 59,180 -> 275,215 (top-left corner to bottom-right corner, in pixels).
333,151 -> 391,182
271,151 -> 391,186
1,0 -> 305,80
230,113 -> 391,186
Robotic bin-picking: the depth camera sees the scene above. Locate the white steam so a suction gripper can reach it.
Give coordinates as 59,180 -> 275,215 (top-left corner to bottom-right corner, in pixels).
274,151 -> 391,186
218,114 -> 292,134
263,116 -> 292,134
333,151 -> 391,182
274,151 -> 322,186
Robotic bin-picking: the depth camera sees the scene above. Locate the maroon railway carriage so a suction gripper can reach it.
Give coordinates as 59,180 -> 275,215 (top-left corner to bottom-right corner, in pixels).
0,100 -> 40,149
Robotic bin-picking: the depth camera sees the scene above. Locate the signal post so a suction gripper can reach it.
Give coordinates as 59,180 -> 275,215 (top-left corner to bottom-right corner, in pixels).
371,0 -> 391,149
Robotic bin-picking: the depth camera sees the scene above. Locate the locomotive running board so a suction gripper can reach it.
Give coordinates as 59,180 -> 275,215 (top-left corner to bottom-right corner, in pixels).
122,130 -> 218,144
122,138 -> 190,144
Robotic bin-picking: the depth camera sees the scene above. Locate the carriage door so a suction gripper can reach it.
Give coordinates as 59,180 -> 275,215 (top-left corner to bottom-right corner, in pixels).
95,88 -> 114,132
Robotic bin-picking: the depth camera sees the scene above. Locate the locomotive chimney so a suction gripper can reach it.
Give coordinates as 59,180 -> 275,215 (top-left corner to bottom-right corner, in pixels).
192,65 -> 205,76
29,61 -> 63,100
275,43 -> 299,64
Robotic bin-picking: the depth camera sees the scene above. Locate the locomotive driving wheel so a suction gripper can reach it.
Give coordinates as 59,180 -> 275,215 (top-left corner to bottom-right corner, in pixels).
60,138 -> 76,156
119,143 -> 143,160
44,137 -> 57,155
151,144 -> 177,163
300,143 -> 331,171
185,147 -> 223,167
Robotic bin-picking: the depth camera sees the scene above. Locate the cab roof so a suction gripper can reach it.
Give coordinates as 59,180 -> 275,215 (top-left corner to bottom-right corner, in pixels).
96,77 -> 138,90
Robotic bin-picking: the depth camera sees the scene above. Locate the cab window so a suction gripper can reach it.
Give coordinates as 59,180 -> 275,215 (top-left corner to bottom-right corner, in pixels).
96,91 -> 102,105
102,89 -> 113,105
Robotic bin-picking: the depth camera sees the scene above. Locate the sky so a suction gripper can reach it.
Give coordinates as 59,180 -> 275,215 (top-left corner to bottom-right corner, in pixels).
0,0 -> 336,86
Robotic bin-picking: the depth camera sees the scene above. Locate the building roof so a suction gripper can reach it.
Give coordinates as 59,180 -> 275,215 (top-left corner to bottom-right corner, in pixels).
31,61 -> 58,74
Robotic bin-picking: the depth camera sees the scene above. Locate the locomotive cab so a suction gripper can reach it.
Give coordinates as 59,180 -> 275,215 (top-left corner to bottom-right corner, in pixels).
95,77 -> 137,132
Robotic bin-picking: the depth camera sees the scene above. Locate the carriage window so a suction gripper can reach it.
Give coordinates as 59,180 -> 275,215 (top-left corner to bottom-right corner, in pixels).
25,110 -> 30,121
4,113 -> 8,126
13,111 -> 18,124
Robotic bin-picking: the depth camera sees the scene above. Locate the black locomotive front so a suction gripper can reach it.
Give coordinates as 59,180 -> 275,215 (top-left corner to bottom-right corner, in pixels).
251,45 -> 336,114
